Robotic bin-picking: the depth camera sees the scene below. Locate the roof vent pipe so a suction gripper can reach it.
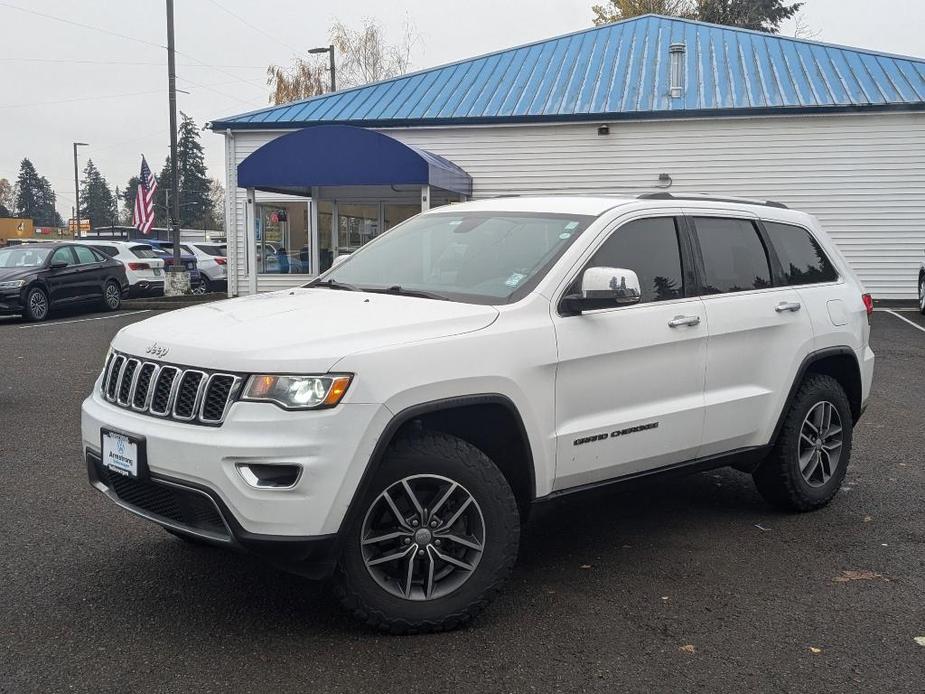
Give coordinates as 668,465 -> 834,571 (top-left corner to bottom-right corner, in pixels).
669,43 -> 686,99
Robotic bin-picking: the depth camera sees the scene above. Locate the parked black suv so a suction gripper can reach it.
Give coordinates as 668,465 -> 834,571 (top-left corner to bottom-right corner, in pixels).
0,243 -> 129,321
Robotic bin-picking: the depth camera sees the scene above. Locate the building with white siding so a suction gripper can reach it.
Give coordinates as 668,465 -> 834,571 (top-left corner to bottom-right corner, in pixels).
208,15 -> 925,300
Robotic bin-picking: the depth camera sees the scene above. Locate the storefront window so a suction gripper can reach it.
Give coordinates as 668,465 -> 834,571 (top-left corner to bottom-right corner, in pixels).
255,202 -> 311,274
337,203 -> 379,254
384,204 -> 420,231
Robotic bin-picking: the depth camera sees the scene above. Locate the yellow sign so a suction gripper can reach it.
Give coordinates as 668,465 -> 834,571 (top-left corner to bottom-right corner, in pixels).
68,218 -> 92,234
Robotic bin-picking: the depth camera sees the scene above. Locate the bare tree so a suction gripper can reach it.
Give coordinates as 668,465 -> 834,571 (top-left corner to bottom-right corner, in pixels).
331,17 -> 419,88
266,17 -> 420,105
792,11 -> 821,39
266,58 -> 327,105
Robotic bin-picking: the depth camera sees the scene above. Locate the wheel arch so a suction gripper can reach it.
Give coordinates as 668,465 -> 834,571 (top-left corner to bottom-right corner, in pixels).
344,395 -> 537,529
771,347 -> 863,446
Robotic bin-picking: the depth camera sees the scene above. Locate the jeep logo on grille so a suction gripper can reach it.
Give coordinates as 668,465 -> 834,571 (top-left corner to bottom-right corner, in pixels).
145,342 -> 170,358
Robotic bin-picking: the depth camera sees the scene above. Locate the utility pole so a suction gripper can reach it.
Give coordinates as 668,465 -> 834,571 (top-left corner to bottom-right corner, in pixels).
164,0 -> 188,294
73,142 -> 88,237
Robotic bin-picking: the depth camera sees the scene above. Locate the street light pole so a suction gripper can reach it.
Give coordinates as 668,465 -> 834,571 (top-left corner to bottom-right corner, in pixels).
72,142 -> 88,237
308,45 -> 336,92
164,0 -> 188,295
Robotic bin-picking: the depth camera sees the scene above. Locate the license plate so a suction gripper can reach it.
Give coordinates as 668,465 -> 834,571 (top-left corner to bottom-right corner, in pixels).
153,268 -> 162,276
100,429 -> 146,478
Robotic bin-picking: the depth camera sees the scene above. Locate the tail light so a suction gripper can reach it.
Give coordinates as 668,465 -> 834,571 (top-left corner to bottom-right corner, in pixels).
127,262 -> 150,271
214,257 -> 227,265
862,293 -> 874,317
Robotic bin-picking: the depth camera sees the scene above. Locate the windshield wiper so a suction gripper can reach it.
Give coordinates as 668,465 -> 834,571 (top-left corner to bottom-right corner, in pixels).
310,278 -> 361,292
367,285 -> 449,301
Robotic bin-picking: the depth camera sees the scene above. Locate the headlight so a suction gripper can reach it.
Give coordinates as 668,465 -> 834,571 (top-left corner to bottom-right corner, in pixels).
0,279 -> 25,290
242,374 -> 352,410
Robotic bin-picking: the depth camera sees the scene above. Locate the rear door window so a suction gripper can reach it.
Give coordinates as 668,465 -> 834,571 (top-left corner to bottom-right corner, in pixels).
692,217 -> 772,294
581,217 -> 685,303
73,246 -> 98,265
92,245 -> 119,258
764,221 -> 838,285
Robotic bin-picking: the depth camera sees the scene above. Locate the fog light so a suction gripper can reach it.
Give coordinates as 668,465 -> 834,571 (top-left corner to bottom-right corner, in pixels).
236,463 -> 302,489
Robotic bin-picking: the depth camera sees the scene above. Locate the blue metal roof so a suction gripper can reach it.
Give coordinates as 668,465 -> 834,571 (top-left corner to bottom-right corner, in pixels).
210,15 -> 925,130
237,125 -> 472,195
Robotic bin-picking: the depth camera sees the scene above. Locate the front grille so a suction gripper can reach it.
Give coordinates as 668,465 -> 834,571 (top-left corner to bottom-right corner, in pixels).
94,458 -> 229,538
102,351 -> 241,426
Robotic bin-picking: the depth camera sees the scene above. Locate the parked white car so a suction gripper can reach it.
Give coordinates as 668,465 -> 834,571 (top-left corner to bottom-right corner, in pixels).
182,242 -> 227,293
74,240 -> 165,297
82,194 -> 875,633
918,251 -> 925,314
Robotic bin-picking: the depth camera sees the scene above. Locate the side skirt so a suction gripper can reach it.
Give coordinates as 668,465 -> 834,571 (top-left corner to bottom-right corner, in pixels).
533,445 -> 770,505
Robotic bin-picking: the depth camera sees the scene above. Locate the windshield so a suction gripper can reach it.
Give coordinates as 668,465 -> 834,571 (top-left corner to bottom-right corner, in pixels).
0,247 -> 51,268
314,211 -> 594,304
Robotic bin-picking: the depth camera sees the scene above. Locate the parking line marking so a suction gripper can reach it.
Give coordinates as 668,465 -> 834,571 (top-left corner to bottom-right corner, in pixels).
884,310 -> 925,334
17,310 -> 151,329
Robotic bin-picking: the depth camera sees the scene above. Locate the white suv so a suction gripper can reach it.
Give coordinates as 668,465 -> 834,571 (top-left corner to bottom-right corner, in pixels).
81,194 -> 875,633
75,240 -> 166,297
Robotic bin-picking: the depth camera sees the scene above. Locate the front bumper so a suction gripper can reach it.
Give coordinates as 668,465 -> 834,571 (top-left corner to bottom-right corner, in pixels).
81,385 -> 390,548
0,288 -> 25,314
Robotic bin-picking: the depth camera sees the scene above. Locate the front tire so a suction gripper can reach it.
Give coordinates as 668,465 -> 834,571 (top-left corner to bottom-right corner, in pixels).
753,374 -> 853,512
334,432 -> 520,634
23,286 -> 49,322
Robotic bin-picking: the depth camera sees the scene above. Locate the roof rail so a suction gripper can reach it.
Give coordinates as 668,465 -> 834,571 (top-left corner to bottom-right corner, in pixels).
637,192 -> 788,209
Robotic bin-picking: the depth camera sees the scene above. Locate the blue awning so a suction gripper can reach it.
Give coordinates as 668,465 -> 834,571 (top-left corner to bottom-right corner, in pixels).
237,124 -> 472,197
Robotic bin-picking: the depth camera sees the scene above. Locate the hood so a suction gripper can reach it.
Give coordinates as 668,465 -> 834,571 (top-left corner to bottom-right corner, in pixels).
112,288 -> 499,373
0,266 -> 39,282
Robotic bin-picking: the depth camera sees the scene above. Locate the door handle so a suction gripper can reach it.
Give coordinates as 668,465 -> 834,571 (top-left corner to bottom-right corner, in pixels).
775,301 -> 802,313
668,315 -> 701,328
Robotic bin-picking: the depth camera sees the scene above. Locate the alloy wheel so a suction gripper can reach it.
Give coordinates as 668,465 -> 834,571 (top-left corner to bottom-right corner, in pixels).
360,474 -> 485,601
798,401 -> 843,487
105,283 -> 120,308
919,278 -> 925,311
29,290 -> 48,320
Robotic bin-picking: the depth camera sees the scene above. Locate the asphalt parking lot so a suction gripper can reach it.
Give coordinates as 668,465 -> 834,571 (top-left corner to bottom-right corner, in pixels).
1,308 -> 923,693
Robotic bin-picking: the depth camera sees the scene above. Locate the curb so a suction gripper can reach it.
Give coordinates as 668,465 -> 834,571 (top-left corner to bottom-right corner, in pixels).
122,293 -> 227,311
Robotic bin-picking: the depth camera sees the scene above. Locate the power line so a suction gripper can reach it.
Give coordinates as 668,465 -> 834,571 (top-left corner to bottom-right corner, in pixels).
0,1 -> 269,93
201,0 -> 306,57
0,56 -> 267,69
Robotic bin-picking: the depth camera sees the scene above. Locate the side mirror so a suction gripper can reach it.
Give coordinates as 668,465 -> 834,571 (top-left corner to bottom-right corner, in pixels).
562,267 -> 641,314
49,261 -> 69,270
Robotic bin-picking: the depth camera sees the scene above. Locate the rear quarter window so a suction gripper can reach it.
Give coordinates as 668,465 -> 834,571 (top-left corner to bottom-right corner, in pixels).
130,245 -> 160,259
91,245 -> 119,258
764,221 -> 838,285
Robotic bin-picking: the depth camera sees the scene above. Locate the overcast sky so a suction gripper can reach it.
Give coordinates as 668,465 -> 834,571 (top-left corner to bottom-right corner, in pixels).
1,0 -> 923,220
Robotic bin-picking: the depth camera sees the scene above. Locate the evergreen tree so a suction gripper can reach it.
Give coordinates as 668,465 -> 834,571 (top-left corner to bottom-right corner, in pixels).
155,114 -> 214,229
79,159 -> 118,229
0,177 -> 13,217
122,175 -> 140,225
696,0 -> 802,33
14,159 -> 62,227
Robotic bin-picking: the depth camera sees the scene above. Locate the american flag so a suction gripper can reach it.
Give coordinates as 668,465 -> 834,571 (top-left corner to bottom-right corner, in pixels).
133,155 -> 157,234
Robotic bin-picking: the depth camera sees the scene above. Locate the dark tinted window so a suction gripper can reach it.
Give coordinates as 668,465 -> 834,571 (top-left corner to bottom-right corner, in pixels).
764,222 -> 838,285
584,217 -> 684,303
92,245 -> 119,258
693,218 -> 772,294
197,244 -> 226,257
130,245 -> 160,259
73,246 -> 97,264
50,247 -> 75,267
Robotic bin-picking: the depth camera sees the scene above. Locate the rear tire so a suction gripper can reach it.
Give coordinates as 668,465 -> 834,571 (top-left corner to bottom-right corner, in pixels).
22,286 -> 49,322
334,432 -> 520,634
101,280 -> 121,311
918,274 -> 925,315
753,374 -> 853,512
